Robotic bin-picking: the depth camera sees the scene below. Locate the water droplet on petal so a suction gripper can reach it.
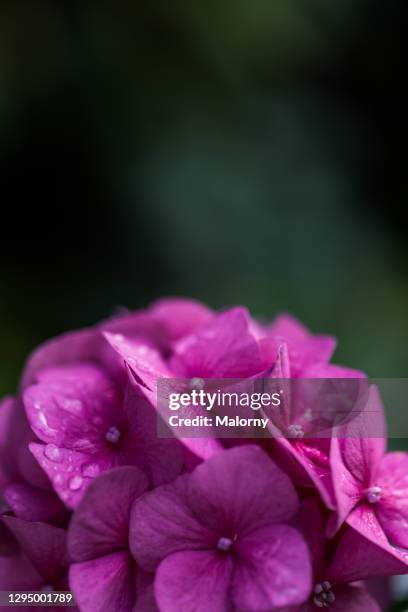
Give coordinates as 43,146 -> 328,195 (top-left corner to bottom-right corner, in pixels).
68,476 -> 83,491
82,463 -> 100,477
44,444 -> 63,463
60,398 -> 82,415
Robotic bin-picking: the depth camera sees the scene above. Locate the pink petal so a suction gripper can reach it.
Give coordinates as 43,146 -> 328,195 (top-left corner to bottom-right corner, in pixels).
329,436 -> 363,533
334,386 -> 386,482
232,524 -> 312,610
169,307 -> 262,378
324,584 -> 380,612
375,451 -> 408,548
294,496 -> 326,578
328,508 -> 408,582
20,327 -> 100,388
155,550 -> 234,612
69,466 -> 149,562
267,314 -> 337,375
4,483 -> 66,524
187,446 -> 299,535
150,297 -> 214,342
23,363 -> 122,448
268,314 -> 316,344
30,442 -> 93,508
70,551 -> 136,612
2,516 -> 68,583
122,378 -> 183,487
270,436 -> 336,510
0,552 -> 43,590
130,475 -> 211,572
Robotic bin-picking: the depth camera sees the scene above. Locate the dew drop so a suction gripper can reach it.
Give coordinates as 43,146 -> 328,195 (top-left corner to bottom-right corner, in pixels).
60,398 -> 82,415
44,444 -> 63,463
68,476 -> 83,491
82,463 -> 100,478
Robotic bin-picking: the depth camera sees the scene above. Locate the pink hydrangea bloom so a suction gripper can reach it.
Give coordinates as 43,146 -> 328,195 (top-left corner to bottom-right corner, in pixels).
24,365 -> 182,508
68,466 -> 156,612
130,446 -> 312,611
1,297 -> 407,612
1,516 -> 70,593
330,385 -> 408,562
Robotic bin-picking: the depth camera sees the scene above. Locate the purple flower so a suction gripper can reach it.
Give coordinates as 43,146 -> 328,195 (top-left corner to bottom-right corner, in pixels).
130,446 -> 312,611
1,516 -> 70,592
24,364 -> 182,508
21,298 -> 211,389
68,466 -> 156,612
330,385 -> 408,565
0,397 -> 66,524
288,496 -> 402,611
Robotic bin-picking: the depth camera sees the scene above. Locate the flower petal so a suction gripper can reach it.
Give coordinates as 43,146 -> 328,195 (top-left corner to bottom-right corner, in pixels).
375,451 -> 408,548
169,307 -> 262,378
122,377 -> 183,487
2,516 -> 68,583
155,550 -> 234,612
70,551 -> 136,612
328,508 -> 408,582
130,475 -> 211,572
186,446 -> 299,536
29,442 -> 92,509
232,524 -> 312,610
150,298 -> 213,342
4,483 -> 66,524
324,584 -> 380,612
23,363 -> 122,448
69,466 -> 149,562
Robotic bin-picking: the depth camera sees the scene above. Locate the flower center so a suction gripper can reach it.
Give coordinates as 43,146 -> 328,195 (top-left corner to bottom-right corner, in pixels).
364,485 -> 382,504
313,582 -> 335,608
105,426 -> 122,444
217,537 -> 233,552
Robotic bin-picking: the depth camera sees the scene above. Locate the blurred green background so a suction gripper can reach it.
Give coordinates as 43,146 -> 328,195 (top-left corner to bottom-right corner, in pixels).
1,0 -> 407,396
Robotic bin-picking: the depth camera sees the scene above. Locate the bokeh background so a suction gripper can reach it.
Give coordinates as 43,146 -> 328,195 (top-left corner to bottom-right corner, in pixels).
1,0 -> 407,391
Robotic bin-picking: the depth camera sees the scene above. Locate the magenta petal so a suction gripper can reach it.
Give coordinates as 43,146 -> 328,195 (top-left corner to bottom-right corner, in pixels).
23,363 -> 121,448
328,508 -> 408,582
187,446 -> 299,535
294,496 -> 326,578
232,524 -> 312,610
21,327 -> 102,388
334,386 -> 386,482
300,363 -> 366,378
29,442 -> 92,509
329,436 -> 363,533
69,466 -> 149,562
327,585 -> 380,612
130,475 -> 210,572
155,550 -> 234,612
375,451 -> 408,548
4,483 -> 66,524
104,333 -> 171,396
70,551 -> 136,612
2,516 -> 68,583
122,378 -> 183,487
268,314 -> 315,343
170,307 -> 262,378
150,297 -> 213,342
270,436 -> 336,510
0,552 -> 43,590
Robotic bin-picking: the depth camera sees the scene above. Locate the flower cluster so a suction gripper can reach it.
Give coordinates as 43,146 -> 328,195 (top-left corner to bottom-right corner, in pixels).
1,298 -> 407,611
